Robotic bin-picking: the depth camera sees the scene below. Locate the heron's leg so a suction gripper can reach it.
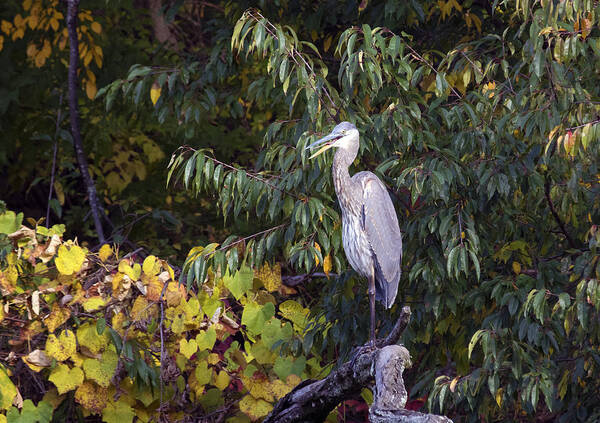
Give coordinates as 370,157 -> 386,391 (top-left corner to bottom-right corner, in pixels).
368,268 -> 376,347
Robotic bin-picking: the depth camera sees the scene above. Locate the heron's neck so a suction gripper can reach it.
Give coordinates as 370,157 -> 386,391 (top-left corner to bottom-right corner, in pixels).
332,146 -> 360,214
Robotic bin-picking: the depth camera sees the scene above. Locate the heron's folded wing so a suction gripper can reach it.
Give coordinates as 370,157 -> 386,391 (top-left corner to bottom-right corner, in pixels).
359,173 -> 403,283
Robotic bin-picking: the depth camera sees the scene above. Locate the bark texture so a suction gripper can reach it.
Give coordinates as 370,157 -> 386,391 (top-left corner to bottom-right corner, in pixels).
147,0 -> 178,46
369,345 -> 452,423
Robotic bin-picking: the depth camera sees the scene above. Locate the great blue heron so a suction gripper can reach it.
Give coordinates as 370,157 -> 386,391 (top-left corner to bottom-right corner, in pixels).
306,121 -> 402,346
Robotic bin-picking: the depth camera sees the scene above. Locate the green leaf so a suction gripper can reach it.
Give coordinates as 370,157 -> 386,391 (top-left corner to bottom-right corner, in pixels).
102,401 -> 135,423
0,211 -> 23,234
273,355 -> 306,380
223,266 -> 253,300
241,301 -> 275,335
196,326 -> 217,351
446,246 -> 459,277
6,400 -> 53,423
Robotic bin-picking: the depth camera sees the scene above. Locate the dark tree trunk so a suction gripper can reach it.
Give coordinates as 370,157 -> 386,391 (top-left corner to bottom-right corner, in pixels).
66,0 -> 106,245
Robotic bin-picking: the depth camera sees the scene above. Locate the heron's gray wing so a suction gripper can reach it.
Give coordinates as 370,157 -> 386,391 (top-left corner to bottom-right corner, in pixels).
355,172 -> 402,308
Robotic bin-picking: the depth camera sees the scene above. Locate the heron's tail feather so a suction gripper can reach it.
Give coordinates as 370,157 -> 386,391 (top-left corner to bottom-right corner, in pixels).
374,258 -> 400,309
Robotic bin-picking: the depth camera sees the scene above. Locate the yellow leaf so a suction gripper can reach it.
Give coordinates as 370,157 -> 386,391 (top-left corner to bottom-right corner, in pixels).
548,125 -> 561,142
74,381 -> 108,413
582,15 -> 592,39
142,255 -> 159,276
82,296 -> 106,312
0,364 -> 17,409
313,242 -> 321,266
270,378 -> 294,399
23,0 -> 32,11
286,374 -> 301,388
512,261 -> 521,275
1,20 -> 12,35
239,395 -> 273,421
323,254 -> 332,277
55,244 -> 86,275
214,370 -> 230,390
495,387 -> 504,407
27,13 -> 38,30
131,296 -> 157,322
49,364 -> 84,394
50,17 -> 59,31
83,349 -> 118,388
279,300 -> 309,331
150,82 -> 161,106
98,244 -> 112,262
90,21 -> 101,34
207,353 -> 220,365
45,330 -> 77,362
77,322 -> 109,354
85,78 -> 97,99
118,260 -> 141,281
255,262 -> 282,292
449,376 -> 459,392
179,338 -> 198,359
43,303 -> 71,333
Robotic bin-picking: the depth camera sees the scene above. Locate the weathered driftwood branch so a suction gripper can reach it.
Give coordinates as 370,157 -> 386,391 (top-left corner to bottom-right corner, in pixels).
370,345 -> 452,423
264,306 -> 452,423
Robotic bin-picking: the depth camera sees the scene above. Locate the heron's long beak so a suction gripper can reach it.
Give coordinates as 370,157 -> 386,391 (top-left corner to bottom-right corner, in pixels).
305,132 -> 342,159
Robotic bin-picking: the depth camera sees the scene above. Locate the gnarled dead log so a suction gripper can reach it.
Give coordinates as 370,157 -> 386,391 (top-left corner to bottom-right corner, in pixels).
264,306 -> 453,423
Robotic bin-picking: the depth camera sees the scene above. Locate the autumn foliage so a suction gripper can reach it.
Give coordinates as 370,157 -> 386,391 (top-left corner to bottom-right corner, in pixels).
0,209 -> 330,422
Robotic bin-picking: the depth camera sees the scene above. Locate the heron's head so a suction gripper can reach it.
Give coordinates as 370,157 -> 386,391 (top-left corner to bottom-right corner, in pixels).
306,122 -> 359,159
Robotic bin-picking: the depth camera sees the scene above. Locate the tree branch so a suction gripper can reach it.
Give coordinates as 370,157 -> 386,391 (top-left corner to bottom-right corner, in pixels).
66,0 -> 106,244
281,272 -> 338,287
544,177 -> 577,249
264,307 -> 412,423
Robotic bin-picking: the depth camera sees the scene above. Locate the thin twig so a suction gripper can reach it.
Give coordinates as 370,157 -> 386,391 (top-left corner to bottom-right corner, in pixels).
208,151 -> 300,200
565,118 -> 600,132
405,43 -> 463,99
216,223 -> 287,253
46,93 -> 63,226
